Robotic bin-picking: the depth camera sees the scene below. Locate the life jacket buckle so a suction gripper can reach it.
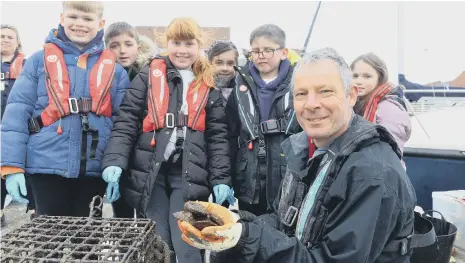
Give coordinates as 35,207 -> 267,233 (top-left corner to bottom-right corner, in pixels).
260,119 -> 279,134
81,114 -> 91,132
257,139 -> 266,160
165,113 -> 175,128
175,128 -> 185,147
282,205 -> 299,227
260,119 -> 286,134
177,113 -> 188,127
400,235 -> 412,255
69,98 -> 79,114
0,72 -> 4,81
28,118 -> 41,134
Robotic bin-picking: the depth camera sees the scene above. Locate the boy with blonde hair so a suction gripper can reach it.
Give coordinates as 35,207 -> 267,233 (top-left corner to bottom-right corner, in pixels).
1,1 -> 129,217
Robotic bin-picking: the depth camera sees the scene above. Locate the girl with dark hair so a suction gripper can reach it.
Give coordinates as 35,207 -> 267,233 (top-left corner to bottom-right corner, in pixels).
207,40 -> 239,103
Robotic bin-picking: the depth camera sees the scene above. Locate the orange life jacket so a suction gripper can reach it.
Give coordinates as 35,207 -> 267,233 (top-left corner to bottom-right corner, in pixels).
142,58 -> 211,146
2,52 -> 25,79
33,43 -> 116,134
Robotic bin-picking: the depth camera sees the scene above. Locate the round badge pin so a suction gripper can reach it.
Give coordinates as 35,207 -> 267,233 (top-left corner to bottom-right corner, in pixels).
153,69 -> 162,77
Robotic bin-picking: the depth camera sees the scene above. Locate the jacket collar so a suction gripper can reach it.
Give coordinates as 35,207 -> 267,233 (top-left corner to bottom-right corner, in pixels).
45,25 -> 105,55
281,114 -> 401,176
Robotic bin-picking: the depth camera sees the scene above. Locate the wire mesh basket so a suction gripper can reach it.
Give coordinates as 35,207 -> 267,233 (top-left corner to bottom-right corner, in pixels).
0,196 -> 171,263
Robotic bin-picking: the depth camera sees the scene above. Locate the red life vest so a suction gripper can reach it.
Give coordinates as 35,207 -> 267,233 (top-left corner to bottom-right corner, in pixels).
3,52 -> 24,79
37,43 -> 116,134
142,58 -> 211,146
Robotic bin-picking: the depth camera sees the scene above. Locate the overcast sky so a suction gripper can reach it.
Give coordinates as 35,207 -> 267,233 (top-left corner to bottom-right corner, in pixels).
1,1 -> 464,84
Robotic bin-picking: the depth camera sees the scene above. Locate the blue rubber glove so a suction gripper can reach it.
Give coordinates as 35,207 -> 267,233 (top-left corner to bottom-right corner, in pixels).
102,166 -> 122,203
226,188 -> 236,205
5,173 -> 29,204
213,184 -> 230,205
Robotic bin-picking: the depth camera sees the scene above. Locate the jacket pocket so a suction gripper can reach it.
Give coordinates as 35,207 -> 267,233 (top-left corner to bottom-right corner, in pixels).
306,204 -> 328,247
277,171 -> 300,226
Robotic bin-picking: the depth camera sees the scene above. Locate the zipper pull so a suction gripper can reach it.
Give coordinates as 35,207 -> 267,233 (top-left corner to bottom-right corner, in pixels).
248,141 -> 253,151
150,132 -> 156,147
57,118 -> 63,135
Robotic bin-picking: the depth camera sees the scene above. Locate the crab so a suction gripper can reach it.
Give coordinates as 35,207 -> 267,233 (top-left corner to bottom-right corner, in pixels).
173,201 -> 224,230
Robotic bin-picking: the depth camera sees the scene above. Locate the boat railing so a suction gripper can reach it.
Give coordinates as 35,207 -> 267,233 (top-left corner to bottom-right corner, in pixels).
403,90 -> 465,116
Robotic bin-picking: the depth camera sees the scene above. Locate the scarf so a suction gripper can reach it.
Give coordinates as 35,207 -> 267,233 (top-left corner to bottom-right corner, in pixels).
362,82 -> 394,122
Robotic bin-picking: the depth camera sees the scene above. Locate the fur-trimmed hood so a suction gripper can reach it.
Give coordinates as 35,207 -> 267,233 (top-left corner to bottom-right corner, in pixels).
136,35 -> 157,70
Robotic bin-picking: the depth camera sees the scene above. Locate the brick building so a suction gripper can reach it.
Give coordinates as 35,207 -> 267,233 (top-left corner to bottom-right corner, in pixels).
135,26 -> 230,54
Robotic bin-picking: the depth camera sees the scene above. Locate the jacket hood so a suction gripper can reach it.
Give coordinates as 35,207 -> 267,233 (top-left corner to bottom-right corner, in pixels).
384,85 -> 408,111
135,35 -> 157,70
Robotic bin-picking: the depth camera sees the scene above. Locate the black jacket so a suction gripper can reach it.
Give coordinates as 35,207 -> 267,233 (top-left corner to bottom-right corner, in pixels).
124,65 -> 139,82
213,115 -> 416,263
226,65 -> 301,209
1,54 -> 26,120
102,56 -> 231,217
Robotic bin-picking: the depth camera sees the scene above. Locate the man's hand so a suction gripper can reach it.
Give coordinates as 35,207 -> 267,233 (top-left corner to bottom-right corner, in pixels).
177,201 -> 241,252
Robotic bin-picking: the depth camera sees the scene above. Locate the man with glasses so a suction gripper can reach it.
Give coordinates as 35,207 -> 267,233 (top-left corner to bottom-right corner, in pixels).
225,24 -> 301,216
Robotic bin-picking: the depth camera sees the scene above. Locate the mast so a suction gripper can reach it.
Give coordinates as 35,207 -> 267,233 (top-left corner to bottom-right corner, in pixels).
301,1 -> 322,56
397,1 -> 405,84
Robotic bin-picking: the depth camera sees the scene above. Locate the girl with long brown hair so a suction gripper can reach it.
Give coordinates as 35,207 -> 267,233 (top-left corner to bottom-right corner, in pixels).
351,52 -> 411,154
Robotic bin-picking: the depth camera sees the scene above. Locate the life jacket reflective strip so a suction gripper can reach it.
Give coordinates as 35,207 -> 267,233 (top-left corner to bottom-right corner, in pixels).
142,59 -> 210,145
41,43 -> 116,129
8,52 -> 25,79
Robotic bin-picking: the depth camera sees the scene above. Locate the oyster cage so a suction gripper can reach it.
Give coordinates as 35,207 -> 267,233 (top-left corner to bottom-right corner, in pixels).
0,216 -> 171,263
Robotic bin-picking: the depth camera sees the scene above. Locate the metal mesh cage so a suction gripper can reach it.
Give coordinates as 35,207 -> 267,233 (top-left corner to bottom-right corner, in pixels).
0,216 -> 171,263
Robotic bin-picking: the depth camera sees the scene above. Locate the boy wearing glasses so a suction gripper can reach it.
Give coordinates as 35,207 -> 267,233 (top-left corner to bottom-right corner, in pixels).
226,24 -> 301,216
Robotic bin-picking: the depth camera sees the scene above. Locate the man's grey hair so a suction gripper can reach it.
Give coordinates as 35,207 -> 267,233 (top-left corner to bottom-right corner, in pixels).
292,47 -> 353,92
249,24 -> 286,48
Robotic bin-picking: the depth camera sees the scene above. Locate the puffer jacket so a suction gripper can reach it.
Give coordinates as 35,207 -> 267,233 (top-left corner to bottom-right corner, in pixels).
101,56 -> 230,217
0,26 -> 130,178
375,87 -> 411,154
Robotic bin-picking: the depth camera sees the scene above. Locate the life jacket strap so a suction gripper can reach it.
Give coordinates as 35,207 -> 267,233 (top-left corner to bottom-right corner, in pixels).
28,98 -> 93,134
